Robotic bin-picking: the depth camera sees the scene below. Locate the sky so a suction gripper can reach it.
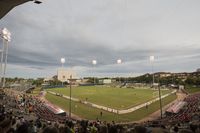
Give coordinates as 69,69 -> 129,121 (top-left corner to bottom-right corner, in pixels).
0,0 -> 200,78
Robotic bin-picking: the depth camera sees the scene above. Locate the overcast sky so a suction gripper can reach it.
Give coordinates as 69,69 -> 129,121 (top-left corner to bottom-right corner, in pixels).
0,0 -> 200,78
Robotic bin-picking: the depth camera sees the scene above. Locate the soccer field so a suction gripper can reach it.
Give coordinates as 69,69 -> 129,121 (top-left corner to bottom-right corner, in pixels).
46,86 -> 172,109
45,92 -> 176,122
45,86 -> 176,122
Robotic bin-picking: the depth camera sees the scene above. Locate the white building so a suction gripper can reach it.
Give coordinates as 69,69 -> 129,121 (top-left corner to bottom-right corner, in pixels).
57,68 -> 78,82
98,79 -> 112,84
103,79 -> 112,84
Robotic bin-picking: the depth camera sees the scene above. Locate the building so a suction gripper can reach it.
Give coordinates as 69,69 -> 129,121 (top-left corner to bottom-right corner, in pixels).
43,77 -> 53,82
175,72 -> 190,80
57,68 -> 78,82
98,79 -> 112,84
197,68 -> 200,72
154,72 -> 172,78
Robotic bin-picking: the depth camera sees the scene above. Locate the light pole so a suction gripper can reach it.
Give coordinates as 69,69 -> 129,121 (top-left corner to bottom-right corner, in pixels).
149,55 -> 162,118
0,28 -> 11,88
116,58 -> 122,119
117,59 -> 122,83
0,39 -> 5,87
158,79 -> 162,119
92,60 -> 97,85
149,55 -> 155,86
69,75 -> 72,119
60,57 -> 65,86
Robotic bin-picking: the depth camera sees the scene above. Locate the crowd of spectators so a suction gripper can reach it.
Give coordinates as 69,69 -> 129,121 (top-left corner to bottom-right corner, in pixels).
162,93 -> 200,124
1,88 -> 200,133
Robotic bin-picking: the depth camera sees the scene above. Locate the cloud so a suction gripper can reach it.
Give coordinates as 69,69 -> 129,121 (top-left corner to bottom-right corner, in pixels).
0,0 -> 200,78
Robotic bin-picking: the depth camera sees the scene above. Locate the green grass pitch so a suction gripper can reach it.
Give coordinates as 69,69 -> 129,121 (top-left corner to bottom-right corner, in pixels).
45,86 -> 176,122
46,86 -> 172,109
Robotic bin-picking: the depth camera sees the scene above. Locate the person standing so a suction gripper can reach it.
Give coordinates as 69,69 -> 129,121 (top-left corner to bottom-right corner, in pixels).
100,111 -> 103,117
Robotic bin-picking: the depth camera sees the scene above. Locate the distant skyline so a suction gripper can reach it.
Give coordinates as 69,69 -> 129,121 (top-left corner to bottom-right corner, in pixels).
0,0 -> 200,78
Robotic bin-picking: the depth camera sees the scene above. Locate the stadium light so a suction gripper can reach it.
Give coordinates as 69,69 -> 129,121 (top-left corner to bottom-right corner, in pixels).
117,59 -> 122,83
60,57 -> 65,86
61,57 -> 65,64
2,28 -> 11,42
61,58 -> 65,67
0,28 -> 11,88
92,60 -> 97,65
149,56 -> 155,85
150,55 -> 154,62
92,60 -> 97,85
117,59 -> 122,64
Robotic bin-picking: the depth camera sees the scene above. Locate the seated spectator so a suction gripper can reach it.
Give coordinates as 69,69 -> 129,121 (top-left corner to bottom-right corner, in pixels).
15,123 -> 29,133
42,126 -> 59,133
178,129 -> 193,133
133,125 -> 147,133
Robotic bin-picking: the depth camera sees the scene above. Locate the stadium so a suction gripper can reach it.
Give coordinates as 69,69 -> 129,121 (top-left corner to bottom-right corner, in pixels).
1,0 -> 200,133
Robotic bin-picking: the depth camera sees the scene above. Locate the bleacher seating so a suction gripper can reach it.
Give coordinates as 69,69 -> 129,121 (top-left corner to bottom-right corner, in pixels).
162,93 -> 200,124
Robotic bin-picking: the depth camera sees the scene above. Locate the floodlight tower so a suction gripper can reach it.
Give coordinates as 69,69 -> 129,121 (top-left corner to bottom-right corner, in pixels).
60,57 -> 65,86
92,60 -> 97,85
149,55 -> 155,86
69,75 -> 72,119
117,59 -> 122,83
61,58 -> 65,67
0,28 -> 11,88
149,55 -> 162,118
